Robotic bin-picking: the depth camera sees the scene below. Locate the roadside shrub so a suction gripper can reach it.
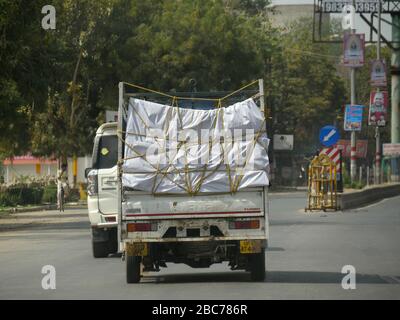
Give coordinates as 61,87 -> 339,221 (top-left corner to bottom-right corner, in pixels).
0,185 -> 44,206
0,191 -> 14,207
66,188 -> 80,202
42,183 -> 57,204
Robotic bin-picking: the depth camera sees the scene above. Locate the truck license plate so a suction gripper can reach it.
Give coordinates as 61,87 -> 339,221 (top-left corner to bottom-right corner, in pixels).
126,242 -> 148,256
240,240 -> 261,254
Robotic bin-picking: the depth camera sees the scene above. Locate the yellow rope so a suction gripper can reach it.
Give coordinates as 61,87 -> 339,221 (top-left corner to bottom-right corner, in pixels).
219,80 -> 260,101
122,80 -> 259,103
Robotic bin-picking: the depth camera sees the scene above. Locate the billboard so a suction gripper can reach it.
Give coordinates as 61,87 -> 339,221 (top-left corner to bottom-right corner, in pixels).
382,143 -> 400,157
336,139 -> 368,158
106,110 -> 118,122
320,1 -> 381,13
344,104 -> 364,131
370,60 -> 387,87
343,33 -> 365,67
273,134 -> 294,150
368,91 -> 388,127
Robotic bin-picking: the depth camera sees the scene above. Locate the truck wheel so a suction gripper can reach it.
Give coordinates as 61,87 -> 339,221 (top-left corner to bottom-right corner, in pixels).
249,251 -> 266,282
107,229 -> 118,254
126,256 -> 142,283
92,241 -> 109,258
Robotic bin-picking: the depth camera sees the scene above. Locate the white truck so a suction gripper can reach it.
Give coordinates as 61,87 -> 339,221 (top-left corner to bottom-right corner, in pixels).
117,80 -> 270,283
86,122 -> 119,258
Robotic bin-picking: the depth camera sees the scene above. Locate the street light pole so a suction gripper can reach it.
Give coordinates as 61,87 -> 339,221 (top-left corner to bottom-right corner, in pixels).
391,13 -> 400,182
350,29 -> 357,182
375,0 -> 382,184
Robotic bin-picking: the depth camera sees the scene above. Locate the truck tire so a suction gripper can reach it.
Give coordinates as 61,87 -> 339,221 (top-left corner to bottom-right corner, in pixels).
107,229 -> 118,254
249,251 -> 266,281
126,256 -> 142,283
92,241 -> 109,258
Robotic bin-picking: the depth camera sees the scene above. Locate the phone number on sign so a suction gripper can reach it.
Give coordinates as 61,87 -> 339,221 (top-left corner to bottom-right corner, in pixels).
321,1 -> 379,13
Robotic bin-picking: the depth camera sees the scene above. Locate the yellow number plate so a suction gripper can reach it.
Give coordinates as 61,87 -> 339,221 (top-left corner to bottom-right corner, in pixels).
240,240 -> 262,254
126,242 -> 148,256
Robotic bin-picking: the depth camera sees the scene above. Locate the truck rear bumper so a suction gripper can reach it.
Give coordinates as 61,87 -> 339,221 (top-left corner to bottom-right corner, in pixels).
121,216 -> 268,243
123,235 -> 267,243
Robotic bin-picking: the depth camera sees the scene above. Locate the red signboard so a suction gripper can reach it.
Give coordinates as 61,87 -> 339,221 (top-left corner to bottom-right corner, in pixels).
368,90 -> 388,127
336,139 -> 368,158
3,154 -> 57,165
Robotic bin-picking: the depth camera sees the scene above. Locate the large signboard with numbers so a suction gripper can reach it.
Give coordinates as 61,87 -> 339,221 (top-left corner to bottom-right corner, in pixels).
320,0 -> 380,13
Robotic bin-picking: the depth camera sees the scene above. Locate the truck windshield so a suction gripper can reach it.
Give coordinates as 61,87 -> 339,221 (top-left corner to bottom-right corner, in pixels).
94,135 -> 118,169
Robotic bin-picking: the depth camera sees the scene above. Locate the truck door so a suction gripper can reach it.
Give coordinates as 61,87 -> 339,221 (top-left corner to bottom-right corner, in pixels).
95,134 -> 118,214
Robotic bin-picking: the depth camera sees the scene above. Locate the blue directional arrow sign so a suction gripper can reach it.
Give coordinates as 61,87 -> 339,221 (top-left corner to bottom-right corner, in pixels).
319,125 -> 340,147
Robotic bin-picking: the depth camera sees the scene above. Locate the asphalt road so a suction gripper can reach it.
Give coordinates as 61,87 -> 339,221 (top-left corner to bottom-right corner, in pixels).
0,193 -> 399,299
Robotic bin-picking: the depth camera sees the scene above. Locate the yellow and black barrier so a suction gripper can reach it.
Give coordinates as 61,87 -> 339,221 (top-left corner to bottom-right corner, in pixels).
305,153 -> 338,211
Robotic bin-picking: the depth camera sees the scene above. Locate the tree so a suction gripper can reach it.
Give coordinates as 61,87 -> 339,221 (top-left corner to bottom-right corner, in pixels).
268,17 -> 347,154
30,0 -> 116,165
0,0 -> 50,158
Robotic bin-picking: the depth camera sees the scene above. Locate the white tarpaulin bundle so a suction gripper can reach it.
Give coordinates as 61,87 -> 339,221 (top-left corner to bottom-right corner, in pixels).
122,97 -> 270,194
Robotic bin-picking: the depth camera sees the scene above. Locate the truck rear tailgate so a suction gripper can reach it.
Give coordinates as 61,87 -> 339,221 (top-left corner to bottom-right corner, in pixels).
122,188 -> 265,220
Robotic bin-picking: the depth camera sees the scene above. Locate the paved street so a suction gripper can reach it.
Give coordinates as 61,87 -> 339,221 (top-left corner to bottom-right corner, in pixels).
0,193 -> 399,299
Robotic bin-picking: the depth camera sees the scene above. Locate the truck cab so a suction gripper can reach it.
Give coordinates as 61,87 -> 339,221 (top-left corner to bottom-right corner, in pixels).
86,122 -> 119,258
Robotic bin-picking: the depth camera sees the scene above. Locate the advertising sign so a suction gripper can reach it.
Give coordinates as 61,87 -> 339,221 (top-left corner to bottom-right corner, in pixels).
343,33 -> 365,67
344,104 -> 364,131
370,59 -> 387,87
106,110 -> 118,122
368,91 -> 388,127
382,143 -> 400,157
273,134 -> 294,151
336,139 -> 368,158
321,1 -> 380,13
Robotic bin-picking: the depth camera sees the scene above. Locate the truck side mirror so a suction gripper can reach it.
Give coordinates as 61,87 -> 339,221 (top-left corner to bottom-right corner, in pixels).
85,168 -> 93,179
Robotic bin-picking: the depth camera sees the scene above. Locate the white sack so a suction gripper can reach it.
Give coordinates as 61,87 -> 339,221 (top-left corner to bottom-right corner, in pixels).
122,97 -> 270,193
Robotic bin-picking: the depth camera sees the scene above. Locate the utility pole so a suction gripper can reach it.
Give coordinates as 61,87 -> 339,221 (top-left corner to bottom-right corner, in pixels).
391,12 -> 400,182
375,1 -> 382,184
350,7 -> 357,182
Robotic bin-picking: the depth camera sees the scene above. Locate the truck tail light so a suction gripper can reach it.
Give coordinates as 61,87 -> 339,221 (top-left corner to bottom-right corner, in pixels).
127,222 -> 157,232
229,220 -> 260,230
87,170 -> 98,196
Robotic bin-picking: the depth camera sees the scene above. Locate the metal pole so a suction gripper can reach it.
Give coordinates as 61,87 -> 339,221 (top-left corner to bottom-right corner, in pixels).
391,13 -> 400,182
349,1 -> 357,183
117,82 -> 124,253
350,67 -> 357,182
375,1 -> 382,184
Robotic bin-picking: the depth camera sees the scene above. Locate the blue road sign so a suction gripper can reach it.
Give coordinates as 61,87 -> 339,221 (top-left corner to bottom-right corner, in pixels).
319,125 -> 340,147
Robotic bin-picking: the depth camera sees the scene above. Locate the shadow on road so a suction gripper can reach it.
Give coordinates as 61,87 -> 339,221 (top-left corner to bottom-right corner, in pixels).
143,271 -> 400,285
0,221 -> 90,232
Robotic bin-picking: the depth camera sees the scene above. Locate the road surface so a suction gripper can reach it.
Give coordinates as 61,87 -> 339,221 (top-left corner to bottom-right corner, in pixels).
0,193 -> 399,299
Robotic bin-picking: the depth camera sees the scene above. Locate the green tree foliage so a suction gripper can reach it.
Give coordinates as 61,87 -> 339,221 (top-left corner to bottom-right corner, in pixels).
0,0 -> 50,157
268,18 -> 347,153
0,0 -> 347,164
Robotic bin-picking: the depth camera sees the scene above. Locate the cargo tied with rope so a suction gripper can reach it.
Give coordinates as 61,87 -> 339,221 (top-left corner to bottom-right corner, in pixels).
117,81 -> 270,195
